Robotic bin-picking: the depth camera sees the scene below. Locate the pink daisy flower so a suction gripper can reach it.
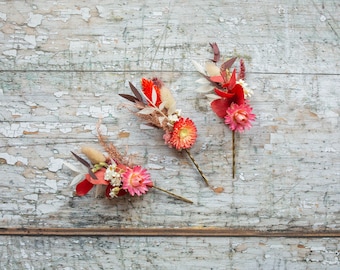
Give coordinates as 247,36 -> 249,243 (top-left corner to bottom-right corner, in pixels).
224,103 -> 256,132
121,166 -> 153,196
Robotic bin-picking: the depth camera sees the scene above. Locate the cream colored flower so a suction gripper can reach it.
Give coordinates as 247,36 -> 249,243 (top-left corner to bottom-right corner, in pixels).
104,163 -> 122,186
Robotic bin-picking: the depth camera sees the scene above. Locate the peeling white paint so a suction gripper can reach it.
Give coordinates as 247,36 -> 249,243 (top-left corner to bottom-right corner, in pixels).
23,194 -> 39,201
27,13 -> 43,27
60,127 -> 72,133
0,152 -> 28,165
96,5 -> 106,18
80,7 -> 91,22
76,105 -> 113,118
147,163 -> 164,170
54,91 -> 69,98
0,11 -> 7,21
45,179 -> 58,191
24,35 -> 36,47
48,157 -> 64,172
3,49 -> 17,57
36,202 -> 63,214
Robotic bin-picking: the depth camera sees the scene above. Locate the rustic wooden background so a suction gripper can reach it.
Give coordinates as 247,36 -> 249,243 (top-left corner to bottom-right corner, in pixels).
0,0 -> 339,269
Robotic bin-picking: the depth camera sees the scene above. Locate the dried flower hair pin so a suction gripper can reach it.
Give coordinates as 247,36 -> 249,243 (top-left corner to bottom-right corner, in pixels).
193,43 -> 256,178
120,78 -> 223,193
64,125 -> 193,204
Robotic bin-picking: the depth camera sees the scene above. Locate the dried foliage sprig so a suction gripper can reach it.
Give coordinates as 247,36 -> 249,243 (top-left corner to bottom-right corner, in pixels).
64,125 -> 193,204
193,43 -> 256,178
120,78 -> 222,192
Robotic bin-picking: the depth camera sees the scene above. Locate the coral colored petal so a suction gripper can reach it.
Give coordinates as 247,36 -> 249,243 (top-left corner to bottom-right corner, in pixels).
85,168 -> 109,185
210,75 -> 224,83
76,180 -> 94,196
211,99 -> 229,118
214,88 -> 235,99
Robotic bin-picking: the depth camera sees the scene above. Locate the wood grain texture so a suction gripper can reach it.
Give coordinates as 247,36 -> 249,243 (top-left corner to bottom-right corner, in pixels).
0,236 -> 339,270
0,0 -> 339,268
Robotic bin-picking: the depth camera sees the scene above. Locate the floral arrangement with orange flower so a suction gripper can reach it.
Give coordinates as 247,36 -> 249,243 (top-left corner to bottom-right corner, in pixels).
193,43 -> 256,178
120,78 -> 222,192
64,125 -> 192,204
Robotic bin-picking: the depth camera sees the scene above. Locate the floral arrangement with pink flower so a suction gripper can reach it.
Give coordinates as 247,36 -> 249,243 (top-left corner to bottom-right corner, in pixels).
64,126 -> 192,204
193,43 -> 256,178
120,78 -> 223,193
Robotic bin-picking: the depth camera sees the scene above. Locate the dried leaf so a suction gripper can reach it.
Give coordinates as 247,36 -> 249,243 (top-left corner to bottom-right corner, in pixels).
138,107 -> 157,115
158,116 -> 166,125
88,169 -> 98,180
71,152 -> 97,180
63,161 -> 83,173
195,78 -> 210,84
71,151 -> 90,168
205,62 -> 220,76
220,57 -> 237,72
205,94 -> 220,100
70,173 -> 86,186
151,87 -> 157,105
196,84 -> 214,93
158,102 -> 165,111
119,94 -> 138,103
192,60 -> 206,75
209,42 -> 220,62
129,81 -> 143,102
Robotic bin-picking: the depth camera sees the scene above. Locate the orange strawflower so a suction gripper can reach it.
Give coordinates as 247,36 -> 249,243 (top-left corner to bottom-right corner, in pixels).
168,118 -> 197,150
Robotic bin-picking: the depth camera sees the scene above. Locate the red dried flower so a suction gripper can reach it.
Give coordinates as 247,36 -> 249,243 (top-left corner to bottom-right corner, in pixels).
141,78 -> 162,107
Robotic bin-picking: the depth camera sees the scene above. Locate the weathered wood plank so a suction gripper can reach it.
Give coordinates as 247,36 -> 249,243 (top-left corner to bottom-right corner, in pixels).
0,71 -> 339,230
0,0 -> 339,268
0,236 -> 339,269
0,1 -> 339,73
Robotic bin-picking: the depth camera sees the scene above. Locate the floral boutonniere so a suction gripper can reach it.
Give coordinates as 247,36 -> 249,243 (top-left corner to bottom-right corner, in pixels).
64,125 -> 193,204
193,43 -> 256,178
120,78 -> 222,192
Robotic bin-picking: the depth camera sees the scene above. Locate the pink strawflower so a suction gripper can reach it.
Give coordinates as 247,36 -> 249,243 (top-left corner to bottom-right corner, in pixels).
121,166 -> 153,196
224,103 -> 255,132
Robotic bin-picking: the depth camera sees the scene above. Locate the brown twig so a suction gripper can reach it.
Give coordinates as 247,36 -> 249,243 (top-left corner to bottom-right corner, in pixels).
153,185 -> 193,204
184,149 -> 224,193
184,149 -> 210,187
232,130 -> 236,178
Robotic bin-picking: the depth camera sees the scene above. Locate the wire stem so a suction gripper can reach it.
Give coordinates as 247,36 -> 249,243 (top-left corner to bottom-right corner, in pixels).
232,130 -> 236,178
184,149 -> 210,187
153,185 -> 193,204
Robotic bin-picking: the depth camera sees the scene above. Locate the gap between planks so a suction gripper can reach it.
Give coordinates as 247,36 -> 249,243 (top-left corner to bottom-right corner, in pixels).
1,227 -> 339,238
